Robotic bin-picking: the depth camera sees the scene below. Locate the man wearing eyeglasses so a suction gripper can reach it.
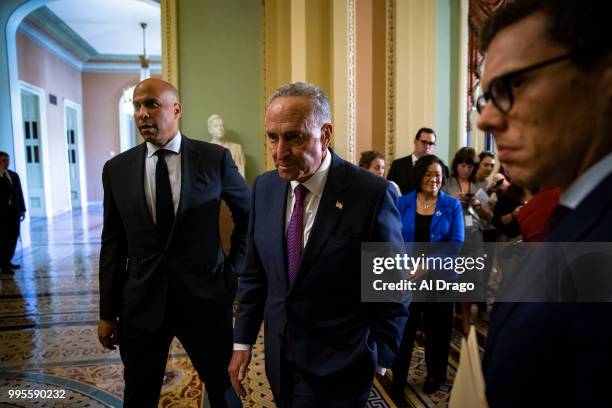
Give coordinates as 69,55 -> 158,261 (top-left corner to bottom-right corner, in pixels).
477,0 -> 612,407
387,127 -> 436,195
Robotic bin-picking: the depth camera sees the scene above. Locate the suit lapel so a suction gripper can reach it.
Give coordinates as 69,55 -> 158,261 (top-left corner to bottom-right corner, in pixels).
131,143 -> 155,229
168,135 -> 199,245
175,135 -> 199,219
290,153 -> 347,292
269,178 -> 291,291
547,173 -> 612,242
430,195 -> 445,234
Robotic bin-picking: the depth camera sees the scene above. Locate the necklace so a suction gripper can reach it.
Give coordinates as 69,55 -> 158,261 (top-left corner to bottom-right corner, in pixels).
418,195 -> 437,209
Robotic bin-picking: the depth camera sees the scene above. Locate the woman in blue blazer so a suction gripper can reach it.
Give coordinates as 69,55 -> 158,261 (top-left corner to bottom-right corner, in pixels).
390,154 -> 464,399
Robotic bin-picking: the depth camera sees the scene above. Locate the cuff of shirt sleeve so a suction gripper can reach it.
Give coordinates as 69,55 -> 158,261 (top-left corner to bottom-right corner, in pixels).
376,366 -> 387,376
233,343 -> 252,351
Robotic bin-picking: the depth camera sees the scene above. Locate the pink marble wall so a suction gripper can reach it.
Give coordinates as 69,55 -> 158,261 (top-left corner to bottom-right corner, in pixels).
82,72 -> 140,202
17,31 -> 145,204
17,32 -> 82,213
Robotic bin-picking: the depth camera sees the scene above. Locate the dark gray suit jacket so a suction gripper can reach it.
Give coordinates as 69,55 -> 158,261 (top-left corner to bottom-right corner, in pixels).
387,155 -> 414,195
99,135 -> 250,330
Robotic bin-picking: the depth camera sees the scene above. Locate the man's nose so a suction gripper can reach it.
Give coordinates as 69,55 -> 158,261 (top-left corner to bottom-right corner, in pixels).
477,100 -> 505,134
275,138 -> 290,158
135,106 -> 149,119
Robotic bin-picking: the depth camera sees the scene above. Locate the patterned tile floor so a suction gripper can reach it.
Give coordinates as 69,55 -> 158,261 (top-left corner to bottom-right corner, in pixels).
0,207 -> 486,407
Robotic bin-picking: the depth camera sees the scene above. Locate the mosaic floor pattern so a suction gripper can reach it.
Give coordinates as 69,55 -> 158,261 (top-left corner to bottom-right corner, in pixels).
0,207 -> 487,407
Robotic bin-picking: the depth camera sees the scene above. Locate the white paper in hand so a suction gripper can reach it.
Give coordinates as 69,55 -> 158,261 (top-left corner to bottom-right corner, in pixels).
449,325 -> 488,408
475,188 -> 490,205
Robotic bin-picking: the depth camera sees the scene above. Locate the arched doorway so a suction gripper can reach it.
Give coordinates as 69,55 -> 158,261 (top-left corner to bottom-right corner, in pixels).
5,0 -> 161,218
118,84 -> 142,153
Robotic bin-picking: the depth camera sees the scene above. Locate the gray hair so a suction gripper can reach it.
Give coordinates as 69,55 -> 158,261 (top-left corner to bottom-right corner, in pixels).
267,82 -> 332,125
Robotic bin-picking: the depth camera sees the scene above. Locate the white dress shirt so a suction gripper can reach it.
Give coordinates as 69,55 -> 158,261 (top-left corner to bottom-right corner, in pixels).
285,150 -> 332,246
560,152 -> 612,210
144,132 -> 182,223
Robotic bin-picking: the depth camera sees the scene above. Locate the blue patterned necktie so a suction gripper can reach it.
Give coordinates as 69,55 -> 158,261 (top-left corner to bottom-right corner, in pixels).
286,184 -> 308,284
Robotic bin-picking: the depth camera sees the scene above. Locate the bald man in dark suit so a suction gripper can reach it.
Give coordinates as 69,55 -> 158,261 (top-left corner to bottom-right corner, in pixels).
98,78 -> 249,407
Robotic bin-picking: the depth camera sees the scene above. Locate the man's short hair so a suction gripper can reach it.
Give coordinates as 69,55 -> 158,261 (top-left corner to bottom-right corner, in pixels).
415,127 -> 436,141
480,0 -> 611,69
207,114 -> 223,128
0,151 -> 8,158
268,82 -> 332,126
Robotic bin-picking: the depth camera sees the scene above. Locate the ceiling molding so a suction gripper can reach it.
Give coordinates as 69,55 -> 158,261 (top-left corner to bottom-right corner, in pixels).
19,5 -> 162,74
18,20 -> 84,70
82,63 -> 162,73
91,54 -> 162,63
25,6 -> 97,61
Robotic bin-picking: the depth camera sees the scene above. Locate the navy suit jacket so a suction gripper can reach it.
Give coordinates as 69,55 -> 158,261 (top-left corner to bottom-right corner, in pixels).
99,135 -> 250,330
234,151 -> 409,397
484,171 -> 612,407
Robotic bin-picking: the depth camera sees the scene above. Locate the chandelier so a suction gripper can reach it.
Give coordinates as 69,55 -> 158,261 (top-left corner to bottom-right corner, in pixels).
139,22 -> 150,80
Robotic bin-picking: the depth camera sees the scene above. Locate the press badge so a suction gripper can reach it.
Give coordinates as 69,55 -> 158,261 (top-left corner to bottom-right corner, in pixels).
464,215 -> 473,227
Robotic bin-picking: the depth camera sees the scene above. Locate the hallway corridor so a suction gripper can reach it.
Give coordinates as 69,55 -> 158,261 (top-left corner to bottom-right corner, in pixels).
0,207 -> 206,406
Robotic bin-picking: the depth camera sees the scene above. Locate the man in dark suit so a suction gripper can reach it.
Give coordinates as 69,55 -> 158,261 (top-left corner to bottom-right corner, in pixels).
97,78 -> 250,407
476,0 -> 612,406
228,82 -> 409,407
0,151 -> 26,274
387,127 -> 436,195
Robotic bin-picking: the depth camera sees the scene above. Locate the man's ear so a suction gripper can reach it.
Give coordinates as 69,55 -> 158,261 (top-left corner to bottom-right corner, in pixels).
174,102 -> 182,119
321,123 -> 333,150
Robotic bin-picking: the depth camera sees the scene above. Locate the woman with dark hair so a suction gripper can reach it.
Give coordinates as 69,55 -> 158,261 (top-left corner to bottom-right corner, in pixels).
359,150 -> 401,195
444,147 -> 485,235
391,155 -> 464,399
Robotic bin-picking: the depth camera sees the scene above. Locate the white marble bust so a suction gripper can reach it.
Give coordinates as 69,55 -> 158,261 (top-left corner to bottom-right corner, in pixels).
207,114 -> 245,177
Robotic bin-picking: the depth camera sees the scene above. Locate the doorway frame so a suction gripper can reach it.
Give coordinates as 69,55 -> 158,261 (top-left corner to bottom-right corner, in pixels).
63,98 -> 88,209
18,79 -> 53,219
118,83 -> 138,153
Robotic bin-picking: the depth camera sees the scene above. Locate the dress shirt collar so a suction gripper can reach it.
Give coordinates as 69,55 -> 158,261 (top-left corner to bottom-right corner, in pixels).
560,152 -> 612,209
146,131 -> 182,157
412,153 -> 419,164
289,148 -> 332,197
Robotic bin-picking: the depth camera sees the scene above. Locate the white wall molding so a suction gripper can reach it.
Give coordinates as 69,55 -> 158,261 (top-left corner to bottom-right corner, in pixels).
18,80 -> 53,219
63,98 -> 88,209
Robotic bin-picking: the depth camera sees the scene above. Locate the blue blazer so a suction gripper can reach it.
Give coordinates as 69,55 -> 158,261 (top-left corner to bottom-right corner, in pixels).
234,151 -> 409,400
397,190 -> 464,243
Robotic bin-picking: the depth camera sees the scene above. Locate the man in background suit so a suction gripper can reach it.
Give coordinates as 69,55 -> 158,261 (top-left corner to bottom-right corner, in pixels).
0,151 -> 26,274
477,0 -> 612,406
229,82 -> 408,407
387,127 -> 436,195
98,78 -> 249,407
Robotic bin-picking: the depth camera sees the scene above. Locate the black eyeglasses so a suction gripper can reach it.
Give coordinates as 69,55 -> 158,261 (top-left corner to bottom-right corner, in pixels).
419,140 -> 436,147
476,53 -> 575,114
